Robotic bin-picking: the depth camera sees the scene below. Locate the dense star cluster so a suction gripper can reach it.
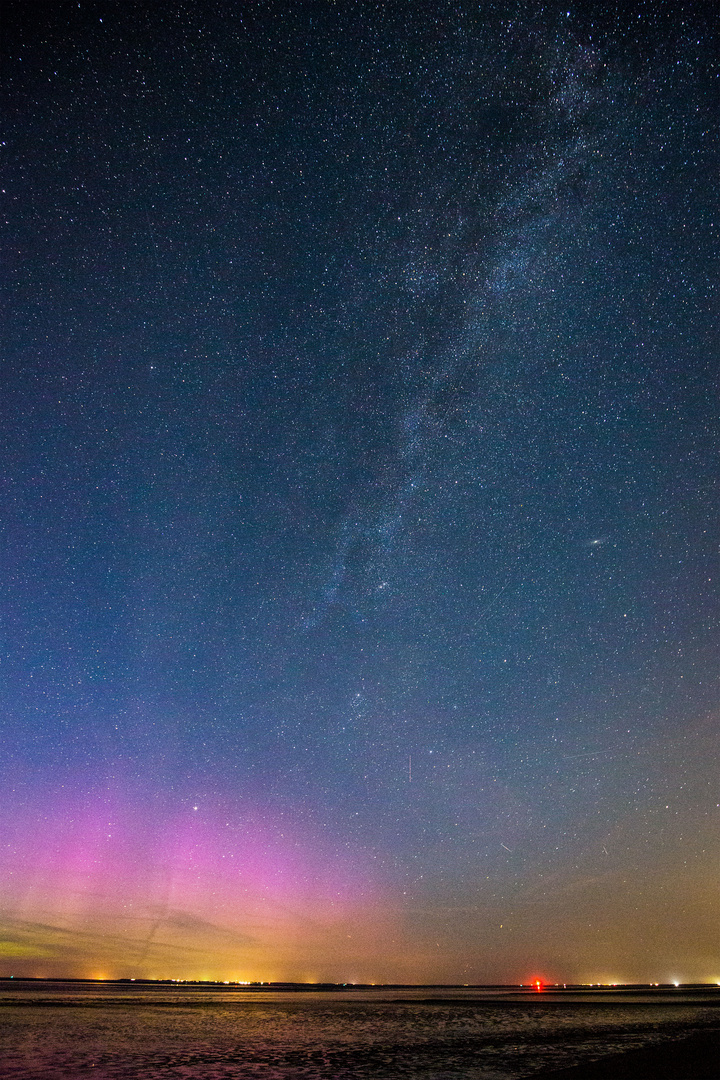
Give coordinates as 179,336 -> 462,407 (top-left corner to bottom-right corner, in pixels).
2,1 -> 719,983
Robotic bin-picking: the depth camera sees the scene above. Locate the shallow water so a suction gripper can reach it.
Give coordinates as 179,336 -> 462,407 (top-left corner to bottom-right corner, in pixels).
2,984 -> 719,1078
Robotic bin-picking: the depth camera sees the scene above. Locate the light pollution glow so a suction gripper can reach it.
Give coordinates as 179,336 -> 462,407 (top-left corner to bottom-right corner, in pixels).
0,785 -> 399,982
2,758 -> 720,985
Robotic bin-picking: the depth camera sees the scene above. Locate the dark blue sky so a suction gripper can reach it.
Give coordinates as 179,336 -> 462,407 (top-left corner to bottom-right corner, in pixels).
2,0 -> 719,982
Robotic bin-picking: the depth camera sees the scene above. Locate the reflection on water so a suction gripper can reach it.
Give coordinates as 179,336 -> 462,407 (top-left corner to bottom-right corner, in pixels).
2,983 -> 719,1079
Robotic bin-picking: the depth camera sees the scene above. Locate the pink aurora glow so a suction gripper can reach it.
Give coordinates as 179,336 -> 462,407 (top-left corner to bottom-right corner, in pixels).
0,785 -> 395,981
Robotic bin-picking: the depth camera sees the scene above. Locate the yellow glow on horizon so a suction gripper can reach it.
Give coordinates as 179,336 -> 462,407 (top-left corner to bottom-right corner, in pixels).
0,943 -> 53,958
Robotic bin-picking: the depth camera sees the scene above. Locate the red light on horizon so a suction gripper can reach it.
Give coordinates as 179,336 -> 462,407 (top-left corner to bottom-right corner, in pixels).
535,980 -> 542,991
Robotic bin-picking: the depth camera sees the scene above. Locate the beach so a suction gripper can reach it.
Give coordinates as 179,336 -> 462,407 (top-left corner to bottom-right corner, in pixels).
531,1028 -> 720,1078
1,982 -> 719,1078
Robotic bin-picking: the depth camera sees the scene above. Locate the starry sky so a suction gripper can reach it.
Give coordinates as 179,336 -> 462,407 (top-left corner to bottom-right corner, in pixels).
2,0 -> 719,984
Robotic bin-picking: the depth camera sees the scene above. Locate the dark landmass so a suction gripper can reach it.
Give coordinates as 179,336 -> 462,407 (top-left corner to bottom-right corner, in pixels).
529,1028 -> 720,1078
2,977 -> 720,994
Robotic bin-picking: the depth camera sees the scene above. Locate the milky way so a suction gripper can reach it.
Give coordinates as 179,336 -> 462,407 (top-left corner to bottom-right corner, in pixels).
2,1 -> 719,983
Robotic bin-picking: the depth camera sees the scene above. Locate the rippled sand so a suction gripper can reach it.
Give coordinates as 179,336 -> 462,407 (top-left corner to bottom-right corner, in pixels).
2,985 -> 719,1078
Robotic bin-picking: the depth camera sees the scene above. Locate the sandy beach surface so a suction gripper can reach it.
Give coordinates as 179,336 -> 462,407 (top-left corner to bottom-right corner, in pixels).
2,984 -> 720,1077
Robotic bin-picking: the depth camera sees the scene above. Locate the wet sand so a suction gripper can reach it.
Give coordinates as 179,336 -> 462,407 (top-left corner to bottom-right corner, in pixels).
530,1027 -> 720,1078
2,983 -> 720,1077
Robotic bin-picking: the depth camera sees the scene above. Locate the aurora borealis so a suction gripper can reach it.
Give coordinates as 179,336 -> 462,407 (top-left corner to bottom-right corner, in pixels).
2,0 -> 720,984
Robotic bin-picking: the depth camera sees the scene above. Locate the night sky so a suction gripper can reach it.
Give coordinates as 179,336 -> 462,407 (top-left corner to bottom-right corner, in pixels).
2,0 -> 719,984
